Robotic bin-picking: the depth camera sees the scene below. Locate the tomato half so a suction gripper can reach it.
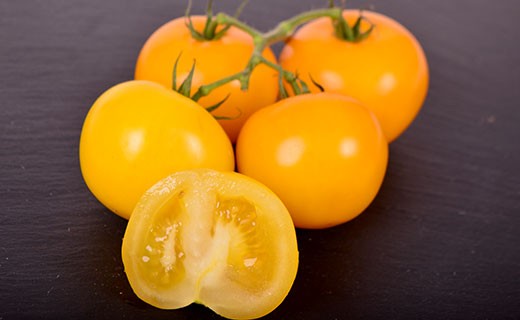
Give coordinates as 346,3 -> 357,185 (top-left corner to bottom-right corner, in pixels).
122,169 -> 298,319
79,80 -> 234,219
236,93 -> 388,229
279,10 -> 429,142
135,16 -> 279,143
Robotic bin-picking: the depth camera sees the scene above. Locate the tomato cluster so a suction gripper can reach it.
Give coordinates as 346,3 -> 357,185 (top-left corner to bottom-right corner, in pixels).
79,6 -> 428,320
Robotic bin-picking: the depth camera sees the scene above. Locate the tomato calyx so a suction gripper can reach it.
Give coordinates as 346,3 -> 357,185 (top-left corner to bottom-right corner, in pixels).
328,1 -> 374,42
172,53 -> 195,97
184,0 -> 249,41
171,52 -> 234,119
184,0 -> 220,41
334,11 -> 375,42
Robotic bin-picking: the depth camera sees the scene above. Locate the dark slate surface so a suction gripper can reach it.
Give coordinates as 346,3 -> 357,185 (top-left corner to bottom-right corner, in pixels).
1,0 -> 519,319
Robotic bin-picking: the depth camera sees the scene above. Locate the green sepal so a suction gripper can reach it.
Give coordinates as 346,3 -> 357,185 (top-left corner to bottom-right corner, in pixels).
184,0 -> 206,41
213,25 -> 231,40
213,107 -> 242,121
185,16 -> 206,41
205,93 -> 230,113
352,14 -> 363,37
172,53 -> 182,91
212,0 -> 249,40
351,12 -> 374,42
278,72 -> 289,99
334,13 -> 354,41
202,0 -> 219,41
355,17 -> 375,42
178,59 -> 197,98
184,0 -> 219,41
202,14 -> 214,39
309,74 -> 325,92
208,94 -> 242,121
331,7 -> 374,43
234,0 -> 250,18
298,78 -> 311,94
214,114 -> 239,120
288,77 -> 302,96
185,0 -> 242,41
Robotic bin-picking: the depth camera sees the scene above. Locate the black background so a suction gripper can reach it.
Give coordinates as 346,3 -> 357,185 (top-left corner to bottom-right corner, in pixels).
1,0 -> 519,319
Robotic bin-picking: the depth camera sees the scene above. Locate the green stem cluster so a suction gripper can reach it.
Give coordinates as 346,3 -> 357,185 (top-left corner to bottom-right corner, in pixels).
182,2 -> 373,104
190,7 -> 342,102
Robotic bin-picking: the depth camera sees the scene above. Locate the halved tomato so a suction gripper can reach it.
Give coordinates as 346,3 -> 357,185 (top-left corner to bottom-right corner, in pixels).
122,169 -> 299,319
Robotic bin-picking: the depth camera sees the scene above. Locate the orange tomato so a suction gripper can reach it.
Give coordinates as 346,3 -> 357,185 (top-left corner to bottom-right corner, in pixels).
135,16 -> 279,143
279,10 -> 429,142
236,93 -> 388,229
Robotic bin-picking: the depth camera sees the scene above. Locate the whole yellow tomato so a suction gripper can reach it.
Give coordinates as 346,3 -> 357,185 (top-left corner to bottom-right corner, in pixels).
236,93 -> 388,229
280,10 -> 429,142
79,80 -> 234,219
135,16 -> 279,143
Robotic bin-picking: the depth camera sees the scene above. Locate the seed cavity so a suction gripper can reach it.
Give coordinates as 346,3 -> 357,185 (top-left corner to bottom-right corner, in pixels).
158,222 -> 183,271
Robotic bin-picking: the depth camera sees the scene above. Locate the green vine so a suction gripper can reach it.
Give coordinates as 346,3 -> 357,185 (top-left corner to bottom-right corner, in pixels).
176,1 -> 374,108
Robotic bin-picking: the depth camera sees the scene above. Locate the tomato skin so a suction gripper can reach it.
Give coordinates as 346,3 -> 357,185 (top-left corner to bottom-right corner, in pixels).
236,93 -> 388,229
279,10 -> 429,142
79,80 -> 234,219
135,16 -> 279,143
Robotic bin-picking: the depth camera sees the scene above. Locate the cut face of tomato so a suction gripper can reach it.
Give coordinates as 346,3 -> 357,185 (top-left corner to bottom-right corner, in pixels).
122,169 -> 299,319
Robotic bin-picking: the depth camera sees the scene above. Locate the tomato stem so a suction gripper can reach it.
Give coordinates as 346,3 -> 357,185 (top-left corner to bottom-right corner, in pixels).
263,8 -> 342,44
191,73 -> 241,102
256,56 -> 309,96
185,3 -> 370,105
333,10 -> 375,42
192,8 -> 341,99
215,13 -> 262,39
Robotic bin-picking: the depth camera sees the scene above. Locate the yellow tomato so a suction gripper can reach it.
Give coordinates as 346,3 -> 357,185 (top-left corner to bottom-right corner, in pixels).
79,81 -> 234,219
279,10 -> 429,142
122,169 -> 299,319
236,93 -> 388,229
135,16 -> 279,143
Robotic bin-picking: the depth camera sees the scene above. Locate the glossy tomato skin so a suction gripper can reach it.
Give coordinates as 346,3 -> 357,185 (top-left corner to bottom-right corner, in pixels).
279,10 -> 429,142
135,16 -> 279,143
236,93 -> 388,229
79,80 -> 234,219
